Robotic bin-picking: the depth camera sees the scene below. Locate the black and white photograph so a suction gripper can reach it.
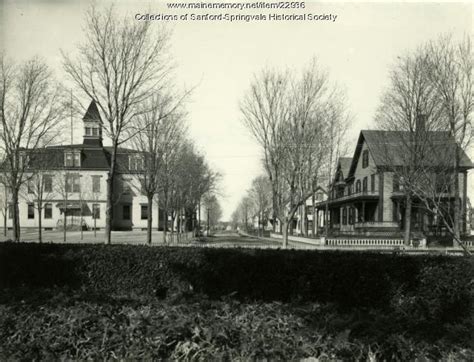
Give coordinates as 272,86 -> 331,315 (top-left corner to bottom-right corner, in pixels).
0,0 -> 473,359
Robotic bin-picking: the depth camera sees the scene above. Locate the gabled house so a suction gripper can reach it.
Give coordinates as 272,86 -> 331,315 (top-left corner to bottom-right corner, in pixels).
315,130 -> 473,237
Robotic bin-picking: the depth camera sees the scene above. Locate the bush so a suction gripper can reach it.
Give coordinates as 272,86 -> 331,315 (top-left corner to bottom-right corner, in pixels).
0,243 -> 472,337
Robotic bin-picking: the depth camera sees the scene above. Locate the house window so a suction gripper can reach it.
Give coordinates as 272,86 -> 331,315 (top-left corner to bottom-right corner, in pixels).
27,203 -> 35,219
92,176 -> 101,193
27,180 -> 34,194
141,205 -> 148,220
92,127 -> 99,136
44,175 -> 53,193
8,204 -> 13,219
93,204 -> 100,219
393,174 -> 405,192
362,150 -> 369,168
363,177 -> 368,192
66,174 -> 81,193
65,151 -> 81,167
349,207 -> 354,225
342,207 -> 347,225
356,180 -> 361,193
44,203 -> 52,219
371,174 -> 375,192
85,127 -> 91,136
123,205 -> 131,220
129,155 -> 144,171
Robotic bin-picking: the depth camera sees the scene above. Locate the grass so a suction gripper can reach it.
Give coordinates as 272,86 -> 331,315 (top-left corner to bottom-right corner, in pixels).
1,289 -> 472,361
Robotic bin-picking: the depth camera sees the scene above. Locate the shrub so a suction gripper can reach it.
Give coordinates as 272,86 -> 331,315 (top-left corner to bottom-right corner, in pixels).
0,243 -> 472,331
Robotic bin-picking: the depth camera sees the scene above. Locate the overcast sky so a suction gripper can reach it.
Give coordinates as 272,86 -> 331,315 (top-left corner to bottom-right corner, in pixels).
1,0 -> 472,220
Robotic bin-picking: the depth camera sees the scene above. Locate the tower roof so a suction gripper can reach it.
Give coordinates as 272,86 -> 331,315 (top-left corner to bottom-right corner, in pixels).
83,100 -> 102,123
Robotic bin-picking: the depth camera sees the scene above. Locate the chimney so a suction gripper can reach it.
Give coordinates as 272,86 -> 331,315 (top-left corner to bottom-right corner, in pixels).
416,114 -> 427,133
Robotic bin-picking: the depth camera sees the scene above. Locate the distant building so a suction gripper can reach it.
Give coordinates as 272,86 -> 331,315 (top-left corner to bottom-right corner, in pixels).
1,100 -> 159,231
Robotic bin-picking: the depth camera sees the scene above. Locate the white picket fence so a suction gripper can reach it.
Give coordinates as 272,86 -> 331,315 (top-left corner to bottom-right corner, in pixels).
325,238 -> 406,248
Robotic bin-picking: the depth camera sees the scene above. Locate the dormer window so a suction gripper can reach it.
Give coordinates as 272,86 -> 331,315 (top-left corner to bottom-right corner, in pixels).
65,151 -> 81,167
129,155 -> 144,171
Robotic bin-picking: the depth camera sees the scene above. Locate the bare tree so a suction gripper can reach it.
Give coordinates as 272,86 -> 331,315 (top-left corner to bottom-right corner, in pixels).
241,59 -> 350,247
249,175 -> 271,236
425,35 -> 474,239
20,155 -> 57,243
62,5 -> 173,244
130,90 -> 188,244
375,46 -> 443,244
0,55 -> 64,241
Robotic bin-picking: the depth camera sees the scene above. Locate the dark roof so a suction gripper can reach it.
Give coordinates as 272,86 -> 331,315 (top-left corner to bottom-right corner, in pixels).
347,130 -> 473,178
83,100 -> 102,123
338,157 -> 352,178
16,143 -> 140,171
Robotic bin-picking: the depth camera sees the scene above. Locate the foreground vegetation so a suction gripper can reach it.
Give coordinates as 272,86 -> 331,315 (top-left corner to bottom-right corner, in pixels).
0,242 -> 473,359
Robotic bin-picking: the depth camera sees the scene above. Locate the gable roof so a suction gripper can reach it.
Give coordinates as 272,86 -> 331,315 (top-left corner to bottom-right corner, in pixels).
347,130 -> 473,178
338,157 -> 352,178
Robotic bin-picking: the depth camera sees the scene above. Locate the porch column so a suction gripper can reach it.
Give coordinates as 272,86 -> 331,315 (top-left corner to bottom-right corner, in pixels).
315,209 -> 319,236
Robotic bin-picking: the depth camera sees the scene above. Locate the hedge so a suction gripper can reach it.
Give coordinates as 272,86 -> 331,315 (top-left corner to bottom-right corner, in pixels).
1,242 -> 473,357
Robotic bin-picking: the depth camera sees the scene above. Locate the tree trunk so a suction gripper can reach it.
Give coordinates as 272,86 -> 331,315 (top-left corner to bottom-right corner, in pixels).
453,148 -> 461,239
38,204 -> 42,243
282,220 -> 289,249
404,195 -> 412,245
324,200 -> 329,236
162,209 -> 167,244
312,194 -> 316,237
3,209 -> 6,237
147,194 -> 153,245
63,203 -> 67,243
12,189 -> 20,242
105,145 -> 118,245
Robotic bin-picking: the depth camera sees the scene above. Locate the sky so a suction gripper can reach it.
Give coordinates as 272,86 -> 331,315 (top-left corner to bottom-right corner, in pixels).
1,0 -> 472,220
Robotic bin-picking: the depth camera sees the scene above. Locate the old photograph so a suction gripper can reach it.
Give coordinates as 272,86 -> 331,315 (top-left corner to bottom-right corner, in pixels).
0,0 -> 473,360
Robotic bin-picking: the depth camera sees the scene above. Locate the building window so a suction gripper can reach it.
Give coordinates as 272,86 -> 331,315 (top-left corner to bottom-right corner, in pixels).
65,151 -> 81,167
44,203 -> 52,219
85,127 -> 91,136
66,174 -> 81,193
27,203 -> 35,219
141,205 -> 148,220
363,177 -> 368,192
123,205 -> 131,220
8,204 -> 13,219
129,155 -> 144,171
393,174 -> 405,192
92,127 -> 99,136
371,174 -> 375,192
342,207 -> 347,225
27,180 -> 34,194
356,180 -> 361,193
92,176 -> 101,193
93,204 -> 100,219
349,207 -> 354,225
362,150 -> 369,168
44,175 -> 53,193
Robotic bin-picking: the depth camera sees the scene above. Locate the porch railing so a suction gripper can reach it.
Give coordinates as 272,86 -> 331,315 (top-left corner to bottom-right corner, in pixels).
354,221 -> 399,229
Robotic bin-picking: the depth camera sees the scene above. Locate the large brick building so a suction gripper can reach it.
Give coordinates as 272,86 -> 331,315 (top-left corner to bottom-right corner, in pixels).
1,101 -> 159,231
